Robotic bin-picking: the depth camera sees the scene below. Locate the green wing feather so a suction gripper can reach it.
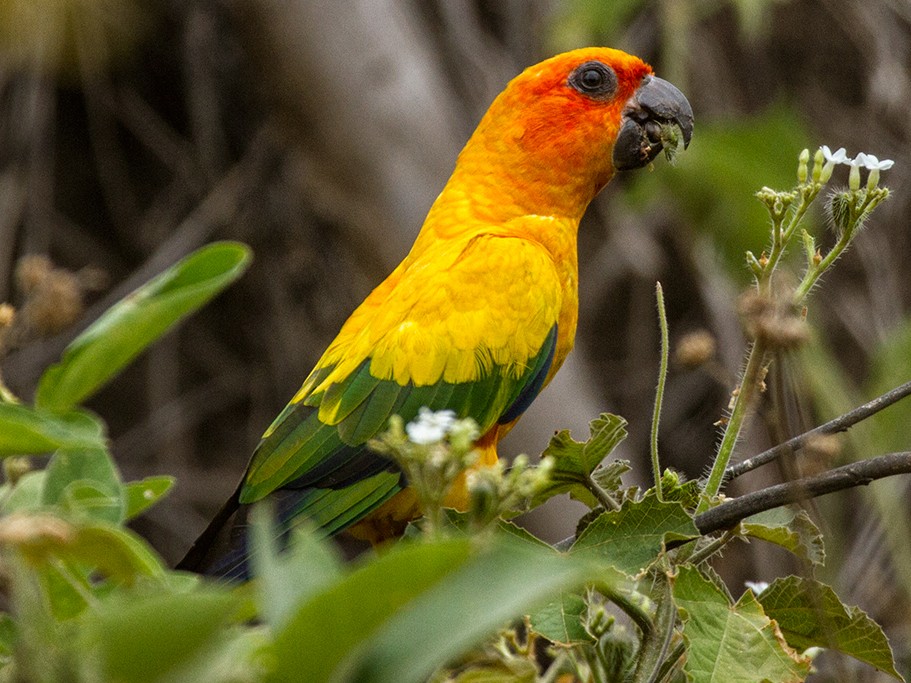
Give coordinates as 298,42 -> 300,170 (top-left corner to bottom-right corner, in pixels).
239,325 -> 558,538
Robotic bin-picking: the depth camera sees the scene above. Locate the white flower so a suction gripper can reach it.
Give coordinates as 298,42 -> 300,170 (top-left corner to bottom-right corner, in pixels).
820,145 -> 848,165
858,153 -> 894,171
406,407 -> 458,445
745,580 -> 770,595
848,152 -> 868,168
818,146 -> 848,183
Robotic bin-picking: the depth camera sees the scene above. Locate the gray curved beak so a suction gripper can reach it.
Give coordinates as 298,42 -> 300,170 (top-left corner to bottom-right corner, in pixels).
612,75 -> 694,171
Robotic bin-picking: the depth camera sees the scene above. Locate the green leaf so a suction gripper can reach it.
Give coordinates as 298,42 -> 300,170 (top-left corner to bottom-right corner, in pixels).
529,592 -> 594,645
65,522 -> 167,581
35,242 -> 251,411
269,537 -> 475,683
346,537 -> 604,683
4,515 -> 166,583
742,508 -> 825,567
758,575 -> 902,679
0,471 -> 47,512
84,589 -> 241,683
42,448 -> 124,523
0,403 -> 106,455
123,476 -> 175,520
534,413 -> 628,507
249,503 -> 343,629
571,496 -> 698,575
673,565 -> 811,683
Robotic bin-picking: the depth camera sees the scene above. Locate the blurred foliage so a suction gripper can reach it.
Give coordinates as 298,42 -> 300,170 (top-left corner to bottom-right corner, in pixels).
626,105 -> 811,280
1,0 -> 911,680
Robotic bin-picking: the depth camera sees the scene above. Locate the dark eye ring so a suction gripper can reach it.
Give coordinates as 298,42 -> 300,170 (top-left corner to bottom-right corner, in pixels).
569,61 -> 617,98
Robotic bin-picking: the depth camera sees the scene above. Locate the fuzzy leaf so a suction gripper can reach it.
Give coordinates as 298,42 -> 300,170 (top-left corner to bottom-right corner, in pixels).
742,508 -> 825,566
571,496 -> 698,575
533,413 -> 628,508
529,592 -> 593,645
673,565 -> 811,683
758,575 -> 902,679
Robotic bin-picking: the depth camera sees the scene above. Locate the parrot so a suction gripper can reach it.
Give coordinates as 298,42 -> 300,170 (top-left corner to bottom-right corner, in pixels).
177,47 -> 693,579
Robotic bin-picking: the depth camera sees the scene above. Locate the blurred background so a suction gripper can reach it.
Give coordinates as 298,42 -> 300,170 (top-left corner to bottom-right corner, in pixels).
1,0 -> 910,679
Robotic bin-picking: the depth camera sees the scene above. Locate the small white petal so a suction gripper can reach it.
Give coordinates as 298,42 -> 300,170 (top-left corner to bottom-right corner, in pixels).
820,145 -> 847,164
877,159 -> 895,170
849,152 -> 868,167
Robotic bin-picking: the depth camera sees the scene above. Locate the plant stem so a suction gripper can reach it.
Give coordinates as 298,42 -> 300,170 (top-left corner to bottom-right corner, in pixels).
724,378 -> 911,481
586,477 -> 621,512
600,582 -> 654,636
698,337 -> 768,513
691,451 -> 911,536
651,283 -> 669,501
686,527 -> 739,565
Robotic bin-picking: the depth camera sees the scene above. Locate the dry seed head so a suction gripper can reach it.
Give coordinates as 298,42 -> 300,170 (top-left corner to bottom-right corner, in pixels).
15,254 -> 53,295
674,329 -> 716,368
22,269 -> 84,335
738,290 -> 810,350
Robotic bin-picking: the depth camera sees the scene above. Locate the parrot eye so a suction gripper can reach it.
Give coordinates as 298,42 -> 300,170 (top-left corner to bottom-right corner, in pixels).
569,61 -> 617,98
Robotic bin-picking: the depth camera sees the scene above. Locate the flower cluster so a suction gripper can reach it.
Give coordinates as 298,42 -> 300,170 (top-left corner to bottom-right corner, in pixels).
820,145 -> 894,190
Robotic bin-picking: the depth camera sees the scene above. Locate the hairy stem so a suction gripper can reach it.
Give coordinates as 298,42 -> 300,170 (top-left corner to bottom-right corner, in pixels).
586,477 -> 621,512
698,338 -> 768,512
651,282 -> 669,501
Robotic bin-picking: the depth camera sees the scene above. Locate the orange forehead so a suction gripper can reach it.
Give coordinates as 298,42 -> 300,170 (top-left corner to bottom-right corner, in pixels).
507,47 -> 653,102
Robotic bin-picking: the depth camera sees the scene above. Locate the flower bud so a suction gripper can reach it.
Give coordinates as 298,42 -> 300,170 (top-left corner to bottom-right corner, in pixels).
797,148 -> 809,183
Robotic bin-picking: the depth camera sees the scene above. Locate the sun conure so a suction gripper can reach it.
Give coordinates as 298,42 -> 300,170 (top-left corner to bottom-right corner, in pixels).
178,47 -> 693,579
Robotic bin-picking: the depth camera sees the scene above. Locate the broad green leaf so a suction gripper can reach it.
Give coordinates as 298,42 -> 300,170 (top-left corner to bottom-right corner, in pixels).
529,592 -> 593,645
36,241 -> 251,411
743,508 -> 825,567
123,476 -> 175,520
42,448 -> 124,523
533,413 -> 628,508
346,537 -> 607,683
66,523 -> 167,581
673,565 -> 811,683
571,496 -> 698,575
270,537 -> 475,683
84,589 -> 241,683
758,575 -> 902,679
249,503 -> 343,629
0,403 -> 106,455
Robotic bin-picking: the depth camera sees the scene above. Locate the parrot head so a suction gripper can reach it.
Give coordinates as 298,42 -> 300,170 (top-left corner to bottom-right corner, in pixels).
452,47 -> 693,219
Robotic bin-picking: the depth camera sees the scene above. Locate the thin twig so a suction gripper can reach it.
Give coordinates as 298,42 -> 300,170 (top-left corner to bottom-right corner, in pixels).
694,452 -> 911,537
724,379 -> 911,481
